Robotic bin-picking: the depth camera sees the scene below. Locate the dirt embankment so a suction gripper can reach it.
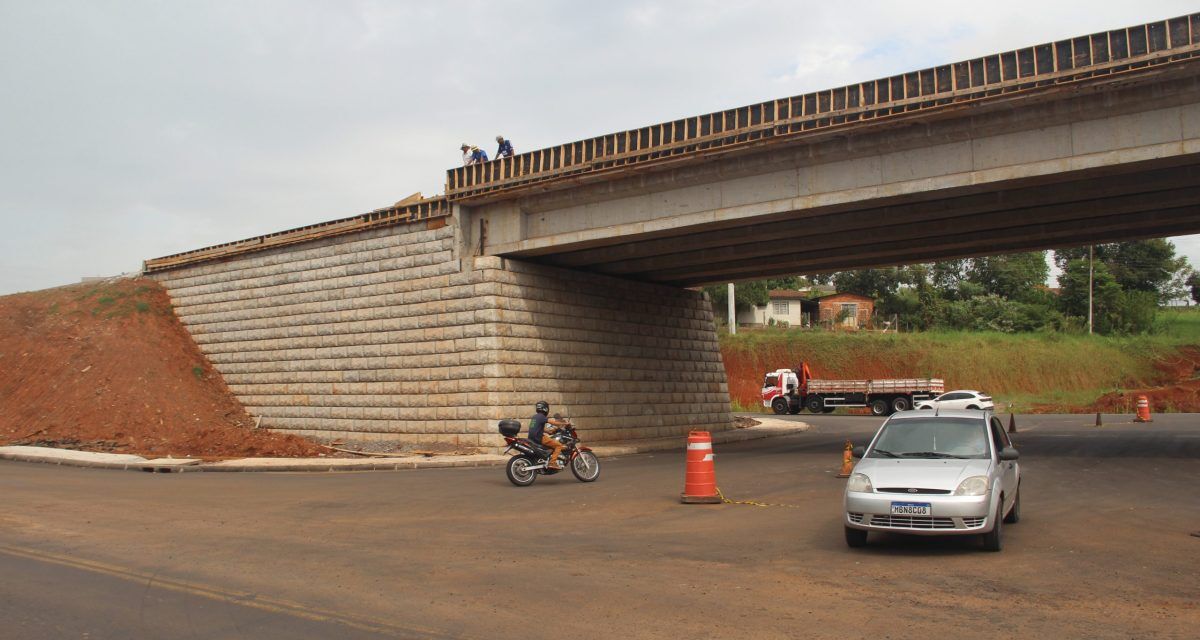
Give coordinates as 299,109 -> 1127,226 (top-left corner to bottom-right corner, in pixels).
0,278 -> 322,458
1086,346 -> 1200,413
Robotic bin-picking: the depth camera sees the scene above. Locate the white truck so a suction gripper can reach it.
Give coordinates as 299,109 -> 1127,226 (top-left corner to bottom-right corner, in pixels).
761,362 -> 944,416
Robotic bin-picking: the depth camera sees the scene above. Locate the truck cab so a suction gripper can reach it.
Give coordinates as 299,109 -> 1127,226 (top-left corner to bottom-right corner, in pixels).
761,367 -> 804,414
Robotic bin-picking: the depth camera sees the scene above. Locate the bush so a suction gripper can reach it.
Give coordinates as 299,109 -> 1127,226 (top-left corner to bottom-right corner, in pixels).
1100,290 -> 1157,335
935,295 -> 1064,333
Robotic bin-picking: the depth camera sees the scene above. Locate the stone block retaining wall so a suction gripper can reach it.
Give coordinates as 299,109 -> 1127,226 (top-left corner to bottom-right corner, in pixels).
152,220 -> 731,448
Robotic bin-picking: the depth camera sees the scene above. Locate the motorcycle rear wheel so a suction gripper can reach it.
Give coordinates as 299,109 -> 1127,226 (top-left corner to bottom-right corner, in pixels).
506,455 -> 538,486
570,451 -> 601,482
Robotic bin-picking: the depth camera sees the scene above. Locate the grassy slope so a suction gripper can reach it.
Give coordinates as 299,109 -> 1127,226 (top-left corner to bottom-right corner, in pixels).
721,308 -> 1200,413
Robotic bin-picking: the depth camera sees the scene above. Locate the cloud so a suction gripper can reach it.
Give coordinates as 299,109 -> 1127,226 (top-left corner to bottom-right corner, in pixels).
2,0 -> 1200,294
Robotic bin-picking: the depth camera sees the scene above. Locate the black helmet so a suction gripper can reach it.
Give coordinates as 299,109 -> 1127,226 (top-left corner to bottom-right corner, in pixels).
535,400 -> 550,415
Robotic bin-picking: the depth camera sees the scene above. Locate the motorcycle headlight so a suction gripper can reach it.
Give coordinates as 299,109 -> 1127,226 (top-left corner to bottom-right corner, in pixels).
953,476 -> 989,496
846,473 -> 873,493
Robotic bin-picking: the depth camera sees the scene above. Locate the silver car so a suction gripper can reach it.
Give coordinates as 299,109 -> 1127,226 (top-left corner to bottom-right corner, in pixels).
843,409 -> 1021,551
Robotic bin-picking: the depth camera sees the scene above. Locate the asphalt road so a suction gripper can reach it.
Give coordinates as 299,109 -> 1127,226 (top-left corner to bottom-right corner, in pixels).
2,413 -> 1198,639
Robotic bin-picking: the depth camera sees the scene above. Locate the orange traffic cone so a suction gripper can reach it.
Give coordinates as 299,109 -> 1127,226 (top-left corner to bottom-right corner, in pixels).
835,440 -> 855,478
1134,395 -> 1153,423
681,431 -> 722,504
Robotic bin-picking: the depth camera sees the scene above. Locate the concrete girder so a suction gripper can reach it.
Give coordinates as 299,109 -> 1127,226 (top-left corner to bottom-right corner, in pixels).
677,219 -> 1200,286
534,160 -> 1200,270
568,170 -> 1200,277
589,183 -> 1200,279
645,205 -> 1200,286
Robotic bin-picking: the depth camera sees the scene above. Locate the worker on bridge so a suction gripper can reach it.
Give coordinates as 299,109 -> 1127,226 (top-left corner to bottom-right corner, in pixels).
495,135 -> 515,159
460,143 -> 489,165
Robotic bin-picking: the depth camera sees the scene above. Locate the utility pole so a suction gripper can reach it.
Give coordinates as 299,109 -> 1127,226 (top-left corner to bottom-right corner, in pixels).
1088,245 -> 1094,335
727,283 -> 736,335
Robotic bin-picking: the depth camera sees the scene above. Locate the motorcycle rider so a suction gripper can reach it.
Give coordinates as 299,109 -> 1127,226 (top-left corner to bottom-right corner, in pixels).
528,400 -> 569,469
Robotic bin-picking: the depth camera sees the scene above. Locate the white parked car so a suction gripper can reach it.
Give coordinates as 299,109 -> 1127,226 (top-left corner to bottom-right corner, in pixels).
914,390 -> 994,412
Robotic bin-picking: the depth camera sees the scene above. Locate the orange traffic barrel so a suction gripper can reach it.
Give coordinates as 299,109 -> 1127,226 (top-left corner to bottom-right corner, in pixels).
836,440 -> 855,478
681,431 -> 722,504
1134,395 -> 1153,423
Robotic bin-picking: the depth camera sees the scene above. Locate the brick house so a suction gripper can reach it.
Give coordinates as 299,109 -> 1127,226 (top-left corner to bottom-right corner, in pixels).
817,293 -> 875,328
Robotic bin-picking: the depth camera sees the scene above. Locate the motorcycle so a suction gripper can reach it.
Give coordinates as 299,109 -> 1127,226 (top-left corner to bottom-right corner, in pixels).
498,418 -> 601,486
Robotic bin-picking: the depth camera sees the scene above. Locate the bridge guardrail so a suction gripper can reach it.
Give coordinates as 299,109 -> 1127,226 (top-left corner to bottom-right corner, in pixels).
446,14 -> 1200,201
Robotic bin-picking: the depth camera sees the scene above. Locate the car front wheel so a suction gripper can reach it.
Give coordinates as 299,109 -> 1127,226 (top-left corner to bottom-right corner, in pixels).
771,397 -> 789,415
1003,488 -> 1021,524
981,501 -> 1004,551
845,526 -> 868,548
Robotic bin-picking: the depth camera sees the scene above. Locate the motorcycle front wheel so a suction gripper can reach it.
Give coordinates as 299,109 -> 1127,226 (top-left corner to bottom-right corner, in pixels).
506,455 -> 538,486
570,451 -> 601,482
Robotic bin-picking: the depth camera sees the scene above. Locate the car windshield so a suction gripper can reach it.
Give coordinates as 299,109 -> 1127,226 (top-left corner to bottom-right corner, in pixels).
868,417 -> 990,459
763,374 -> 778,389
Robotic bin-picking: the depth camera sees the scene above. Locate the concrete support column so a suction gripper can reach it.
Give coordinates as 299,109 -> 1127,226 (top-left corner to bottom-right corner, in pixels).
728,283 -> 736,335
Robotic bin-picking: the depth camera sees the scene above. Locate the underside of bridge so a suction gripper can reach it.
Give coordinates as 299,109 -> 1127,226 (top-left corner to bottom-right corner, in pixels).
518,153 -> 1200,287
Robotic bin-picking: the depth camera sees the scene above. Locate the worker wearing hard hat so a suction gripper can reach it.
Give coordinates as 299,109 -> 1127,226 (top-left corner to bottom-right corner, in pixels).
495,135 -> 515,159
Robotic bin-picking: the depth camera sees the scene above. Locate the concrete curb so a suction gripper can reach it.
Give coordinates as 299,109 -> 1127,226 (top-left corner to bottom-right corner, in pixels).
0,447 -> 207,472
196,455 -> 510,473
0,419 -> 806,474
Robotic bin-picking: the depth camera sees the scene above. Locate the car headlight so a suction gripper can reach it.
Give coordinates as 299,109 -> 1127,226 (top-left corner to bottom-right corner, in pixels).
846,473 -> 873,493
953,476 -> 989,496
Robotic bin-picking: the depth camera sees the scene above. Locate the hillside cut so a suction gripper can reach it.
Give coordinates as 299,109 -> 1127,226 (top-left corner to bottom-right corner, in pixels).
0,278 -> 321,458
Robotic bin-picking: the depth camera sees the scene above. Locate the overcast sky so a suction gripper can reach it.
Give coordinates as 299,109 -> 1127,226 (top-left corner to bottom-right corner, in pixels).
2,1 -> 1198,295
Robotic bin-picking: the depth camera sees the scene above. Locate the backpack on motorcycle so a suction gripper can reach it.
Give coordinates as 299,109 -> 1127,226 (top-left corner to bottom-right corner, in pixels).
497,419 -> 521,437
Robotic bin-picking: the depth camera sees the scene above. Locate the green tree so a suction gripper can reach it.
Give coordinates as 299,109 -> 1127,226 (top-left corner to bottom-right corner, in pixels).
1057,259 -> 1156,334
1055,239 -> 1190,302
966,251 -> 1049,301
829,267 -> 904,300
1058,259 -> 1120,320
929,259 -> 969,299
1188,272 -> 1200,305
934,295 -> 1064,333
703,276 -> 804,312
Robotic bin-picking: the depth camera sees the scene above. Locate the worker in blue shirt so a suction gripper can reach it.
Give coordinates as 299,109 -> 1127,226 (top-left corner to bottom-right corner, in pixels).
470,145 -> 488,164
495,135 -> 515,159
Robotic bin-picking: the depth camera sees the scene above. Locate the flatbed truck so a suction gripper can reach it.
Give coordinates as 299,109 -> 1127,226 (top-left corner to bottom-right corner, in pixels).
761,362 -> 944,416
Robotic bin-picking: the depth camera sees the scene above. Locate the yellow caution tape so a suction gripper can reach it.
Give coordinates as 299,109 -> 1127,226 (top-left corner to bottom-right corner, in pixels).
715,487 -> 802,509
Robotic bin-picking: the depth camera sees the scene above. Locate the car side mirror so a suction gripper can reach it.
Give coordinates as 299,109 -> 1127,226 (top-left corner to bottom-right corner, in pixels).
998,446 -> 1019,461
851,446 -> 865,459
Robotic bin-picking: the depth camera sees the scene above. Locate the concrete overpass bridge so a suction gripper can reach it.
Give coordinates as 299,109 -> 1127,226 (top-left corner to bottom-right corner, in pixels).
144,14 -> 1200,447
456,14 -> 1200,286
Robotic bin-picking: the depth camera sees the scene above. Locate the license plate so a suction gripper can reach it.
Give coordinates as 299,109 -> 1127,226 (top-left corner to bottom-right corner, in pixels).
891,502 -> 932,516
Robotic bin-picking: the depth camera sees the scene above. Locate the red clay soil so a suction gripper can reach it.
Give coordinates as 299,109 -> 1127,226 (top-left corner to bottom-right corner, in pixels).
0,278 -> 322,459
1086,346 -> 1200,414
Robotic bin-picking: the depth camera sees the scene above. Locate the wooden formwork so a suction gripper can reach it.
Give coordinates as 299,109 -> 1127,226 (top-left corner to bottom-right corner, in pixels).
143,197 -> 450,274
